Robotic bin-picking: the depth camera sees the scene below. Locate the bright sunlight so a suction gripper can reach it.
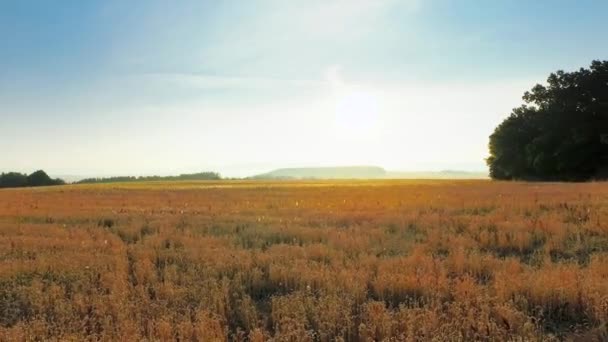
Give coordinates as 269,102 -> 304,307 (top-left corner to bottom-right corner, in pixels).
333,90 -> 381,141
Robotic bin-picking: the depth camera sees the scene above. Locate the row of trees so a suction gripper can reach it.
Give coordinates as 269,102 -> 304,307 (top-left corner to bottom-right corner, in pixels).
76,172 -> 221,184
0,171 -> 223,188
487,60 -> 608,181
0,170 -> 65,189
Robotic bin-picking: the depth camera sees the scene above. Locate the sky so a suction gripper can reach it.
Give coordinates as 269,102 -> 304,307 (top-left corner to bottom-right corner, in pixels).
1,0 -> 607,177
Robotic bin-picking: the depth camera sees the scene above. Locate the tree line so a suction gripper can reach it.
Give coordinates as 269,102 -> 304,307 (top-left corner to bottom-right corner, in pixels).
0,170 -> 65,189
0,171 -> 222,189
75,172 -> 221,184
487,60 -> 608,181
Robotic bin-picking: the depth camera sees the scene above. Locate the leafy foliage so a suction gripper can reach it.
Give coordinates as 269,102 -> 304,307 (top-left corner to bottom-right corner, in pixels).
488,60 -> 608,181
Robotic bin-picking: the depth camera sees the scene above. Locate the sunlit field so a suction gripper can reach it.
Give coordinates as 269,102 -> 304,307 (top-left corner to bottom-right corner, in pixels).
1,180 -> 607,341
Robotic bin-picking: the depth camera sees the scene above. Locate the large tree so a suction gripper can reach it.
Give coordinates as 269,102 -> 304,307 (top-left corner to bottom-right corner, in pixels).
487,60 -> 608,181
27,170 -> 64,187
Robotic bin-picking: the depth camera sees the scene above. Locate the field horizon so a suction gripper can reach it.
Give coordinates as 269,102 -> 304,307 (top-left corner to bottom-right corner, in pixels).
1,179 -> 607,340
16,166 -> 488,184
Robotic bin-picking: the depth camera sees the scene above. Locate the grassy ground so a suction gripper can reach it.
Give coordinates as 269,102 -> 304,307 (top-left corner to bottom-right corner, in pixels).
0,180 -> 607,341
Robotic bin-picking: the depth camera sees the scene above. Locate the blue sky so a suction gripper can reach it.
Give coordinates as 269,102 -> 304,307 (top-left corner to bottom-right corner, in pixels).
1,0 -> 607,177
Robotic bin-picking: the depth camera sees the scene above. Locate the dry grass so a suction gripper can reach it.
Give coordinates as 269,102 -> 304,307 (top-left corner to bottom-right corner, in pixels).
0,180 -> 607,341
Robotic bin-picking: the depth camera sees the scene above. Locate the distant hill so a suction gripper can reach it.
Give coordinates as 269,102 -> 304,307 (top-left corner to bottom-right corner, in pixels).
251,166 -> 488,180
251,166 -> 387,179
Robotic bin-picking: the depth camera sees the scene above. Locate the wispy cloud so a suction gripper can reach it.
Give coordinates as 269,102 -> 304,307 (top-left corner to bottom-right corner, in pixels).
267,0 -> 420,38
140,72 -> 324,90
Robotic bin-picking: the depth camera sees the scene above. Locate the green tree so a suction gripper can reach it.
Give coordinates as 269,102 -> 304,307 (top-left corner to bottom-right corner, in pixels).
487,60 -> 608,181
26,170 -> 54,186
0,172 -> 28,188
0,170 -> 65,188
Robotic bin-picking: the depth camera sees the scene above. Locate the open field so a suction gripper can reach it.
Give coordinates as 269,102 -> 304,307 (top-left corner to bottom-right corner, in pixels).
0,180 -> 607,341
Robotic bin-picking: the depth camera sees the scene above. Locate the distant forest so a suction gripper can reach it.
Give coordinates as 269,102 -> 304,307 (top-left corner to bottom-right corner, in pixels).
0,170 -> 65,189
0,171 -> 222,189
75,172 -> 221,184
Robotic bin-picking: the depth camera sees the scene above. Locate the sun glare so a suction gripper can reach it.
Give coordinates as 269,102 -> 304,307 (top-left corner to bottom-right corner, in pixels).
333,90 -> 381,140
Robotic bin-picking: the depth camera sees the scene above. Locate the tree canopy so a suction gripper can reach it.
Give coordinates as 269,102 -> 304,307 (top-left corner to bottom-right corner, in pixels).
487,60 -> 608,181
0,170 -> 65,188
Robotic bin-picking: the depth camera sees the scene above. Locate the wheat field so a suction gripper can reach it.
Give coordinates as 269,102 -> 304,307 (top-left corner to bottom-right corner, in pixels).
0,180 -> 607,341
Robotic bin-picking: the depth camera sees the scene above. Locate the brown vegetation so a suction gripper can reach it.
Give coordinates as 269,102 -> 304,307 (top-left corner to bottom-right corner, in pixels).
0,180 -> 607,341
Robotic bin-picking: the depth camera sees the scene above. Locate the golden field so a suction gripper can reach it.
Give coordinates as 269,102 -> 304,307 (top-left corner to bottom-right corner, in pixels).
0,180 -> 607,341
